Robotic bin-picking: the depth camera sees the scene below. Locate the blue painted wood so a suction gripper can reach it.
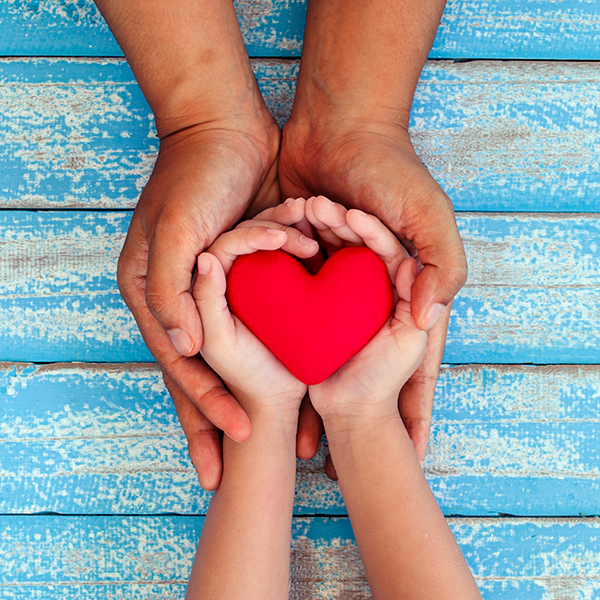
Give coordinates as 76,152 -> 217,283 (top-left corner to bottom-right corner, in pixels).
1,212 -> 599,364
0,58 -> 294,209
431,0 -> 600,60
0,211 -> 153,362
413,61 -> 600,212
0,0 -> 306,58
1,515 -> 600,598
2,59 -> 598,211
2,363 -> 600,517
1,0 -> 600,60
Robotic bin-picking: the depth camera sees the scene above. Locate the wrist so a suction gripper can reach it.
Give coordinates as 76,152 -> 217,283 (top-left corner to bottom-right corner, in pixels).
324,410 -> 406,453
154,67 -> 275,142
312,387 -> 401,439
233,389 -> 304,430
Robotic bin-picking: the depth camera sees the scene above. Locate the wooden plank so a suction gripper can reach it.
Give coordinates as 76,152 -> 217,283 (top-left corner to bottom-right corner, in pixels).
413,60 -> 600,212
0,211 -> 153,362
1,0 -> 600,60
1,211 -> 599,364
446,213 -> 600,364
2,59 -> 599,212
0,58 -> 296,210
1,515 -> 600,598
2,363 -> 600,517
431,0 -> 600,60
0,0 -> 306,58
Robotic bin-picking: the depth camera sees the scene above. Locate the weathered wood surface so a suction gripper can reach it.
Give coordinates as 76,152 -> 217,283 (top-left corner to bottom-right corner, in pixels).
1,211 -> 598,364
2,362 -> 600,517
2,59 -> 599,212
1,0 -> 600,60
0,58 -> 294,210
1,515 -> 600,599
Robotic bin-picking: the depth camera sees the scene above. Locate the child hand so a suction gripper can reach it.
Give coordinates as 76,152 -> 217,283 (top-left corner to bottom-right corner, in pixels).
193,199 -> 320,417
305,198 -> 429,426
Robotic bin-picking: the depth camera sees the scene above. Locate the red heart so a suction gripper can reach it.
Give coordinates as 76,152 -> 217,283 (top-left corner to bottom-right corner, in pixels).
226,246 -> 394,385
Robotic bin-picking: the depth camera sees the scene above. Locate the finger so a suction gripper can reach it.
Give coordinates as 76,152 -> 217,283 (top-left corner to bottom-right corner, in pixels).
144,209 -> 206,357
306,195 -> 363,248
398,302 -> 451,463
254,197 -> 308,226
324,453 -> 339,481
208,226 -> 319,274
405,197 -> 468,331
165,370 -> 223,490
296,393 -> 323,460
119,233 -> 251,443
193,253 -> 235,345
346,209 -> 411,281
396,257 -> 420,303
256,197 -> 318,249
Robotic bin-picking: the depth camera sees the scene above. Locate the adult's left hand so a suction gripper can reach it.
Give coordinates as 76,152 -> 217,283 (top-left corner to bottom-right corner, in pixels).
280,121 -> 467,463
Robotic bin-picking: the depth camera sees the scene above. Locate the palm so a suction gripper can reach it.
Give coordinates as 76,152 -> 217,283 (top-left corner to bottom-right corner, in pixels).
209,314 -> 306,407
310,303 -> 427,419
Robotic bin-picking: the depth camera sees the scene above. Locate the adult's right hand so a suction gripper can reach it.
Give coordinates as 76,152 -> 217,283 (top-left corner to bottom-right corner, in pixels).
118,119 -> 281,490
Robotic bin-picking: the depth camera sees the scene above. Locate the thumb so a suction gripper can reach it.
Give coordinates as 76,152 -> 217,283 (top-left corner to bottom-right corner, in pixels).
144,220 -> 206,357
408,214 -> 468,332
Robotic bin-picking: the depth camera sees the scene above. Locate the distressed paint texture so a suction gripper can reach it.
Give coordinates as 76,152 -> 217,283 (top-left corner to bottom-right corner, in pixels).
2,363 -> 600,516
1,0 -> 600,59
1,212 -> 598,364
413,61 -> 600,212
1,516 -> 600,598
0,211 -> 152,361
0,58 -> 296,209
2,59 -> 599,211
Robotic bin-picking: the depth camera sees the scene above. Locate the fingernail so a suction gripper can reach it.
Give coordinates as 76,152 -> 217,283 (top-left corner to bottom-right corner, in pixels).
225,430 -> 244,444
300,234 -> 318,247
424,302 -> 445,330
167,328 -> 194,355
285,197 -> 300,206
267,228 -> 285,236
196,254 -> 211,275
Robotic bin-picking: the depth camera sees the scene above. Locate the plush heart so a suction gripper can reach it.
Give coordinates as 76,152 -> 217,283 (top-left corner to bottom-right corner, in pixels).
226,246 -> 394,385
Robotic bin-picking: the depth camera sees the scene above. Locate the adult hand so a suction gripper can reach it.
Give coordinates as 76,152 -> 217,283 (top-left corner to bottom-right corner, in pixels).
280,122 -> 466,463
94,0 -> 293,490
118,118 -> 281,490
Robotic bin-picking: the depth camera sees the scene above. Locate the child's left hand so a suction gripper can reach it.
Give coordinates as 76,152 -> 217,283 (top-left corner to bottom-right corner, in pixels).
193,199 -> 319,416
303,197 -> 429,427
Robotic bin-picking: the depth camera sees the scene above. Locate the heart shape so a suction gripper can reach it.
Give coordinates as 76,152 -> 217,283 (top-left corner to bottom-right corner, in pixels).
226,246 -> 394,385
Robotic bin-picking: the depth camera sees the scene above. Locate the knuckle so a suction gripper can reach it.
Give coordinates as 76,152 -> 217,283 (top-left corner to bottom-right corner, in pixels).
145,289 -> 173,322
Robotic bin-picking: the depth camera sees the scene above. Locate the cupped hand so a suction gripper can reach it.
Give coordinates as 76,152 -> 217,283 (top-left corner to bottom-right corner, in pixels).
117,116 -> 281,489
301,200 -> 428,418
280,120 -> 467,460
193,205 -> 320,410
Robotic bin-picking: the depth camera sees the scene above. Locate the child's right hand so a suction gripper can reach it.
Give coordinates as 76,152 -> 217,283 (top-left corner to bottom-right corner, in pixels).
193,200 -> 320,419
304,197 -> 429,431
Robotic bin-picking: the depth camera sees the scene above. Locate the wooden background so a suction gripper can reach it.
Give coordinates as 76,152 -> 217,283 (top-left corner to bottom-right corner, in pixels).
1,0 -> 600,597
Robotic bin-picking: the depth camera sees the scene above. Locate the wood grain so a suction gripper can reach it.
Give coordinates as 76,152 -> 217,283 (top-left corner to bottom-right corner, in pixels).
1,211 -> 598,364
2,59 -> 599,211
2,362 -> 600,517
1,0 -> 600,60
1,515 -> 600,599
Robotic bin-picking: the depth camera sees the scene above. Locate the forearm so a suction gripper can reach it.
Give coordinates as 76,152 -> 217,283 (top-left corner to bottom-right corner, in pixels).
186,409 -> 298,600
93,0 -> 267,138
292,0 -> 446,130
324,413 -> 481,600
